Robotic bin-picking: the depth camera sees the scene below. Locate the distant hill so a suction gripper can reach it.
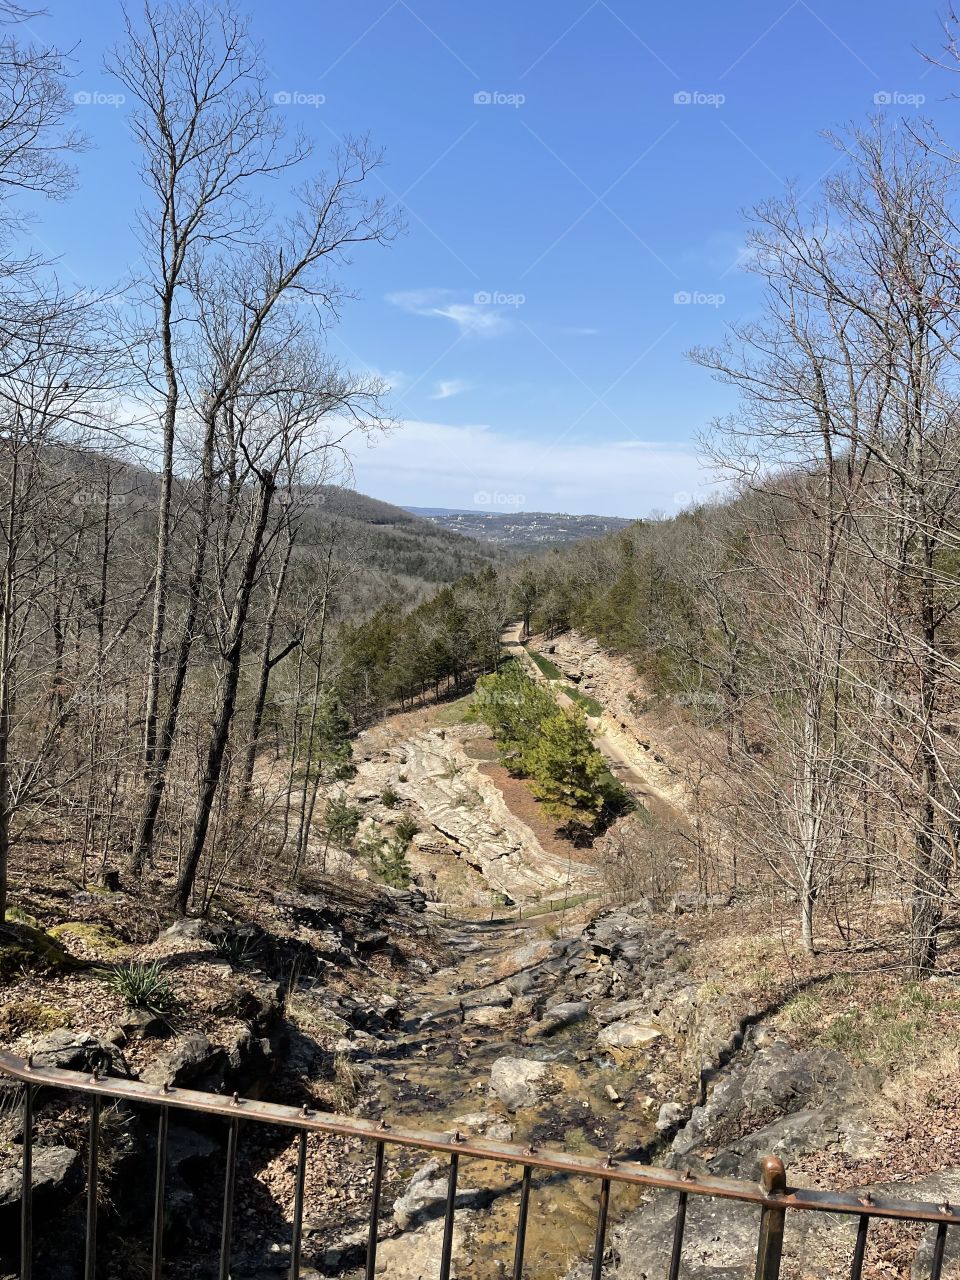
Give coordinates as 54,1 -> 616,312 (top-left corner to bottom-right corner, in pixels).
297,488 -> 499,610
403,506 -> 634,550
56,453 -> 499,620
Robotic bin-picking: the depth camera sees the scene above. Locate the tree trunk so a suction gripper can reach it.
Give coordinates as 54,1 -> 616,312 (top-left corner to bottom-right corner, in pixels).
174,473 -> 275,915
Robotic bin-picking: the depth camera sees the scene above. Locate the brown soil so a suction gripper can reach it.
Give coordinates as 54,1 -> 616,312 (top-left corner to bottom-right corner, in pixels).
460,730 -> 599,866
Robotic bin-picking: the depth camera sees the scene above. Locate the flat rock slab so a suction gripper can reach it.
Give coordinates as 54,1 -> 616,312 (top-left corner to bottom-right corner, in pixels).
489,1056 -> 550,1111
525,1001 -> 591,1039
393,1157 -> 482,1230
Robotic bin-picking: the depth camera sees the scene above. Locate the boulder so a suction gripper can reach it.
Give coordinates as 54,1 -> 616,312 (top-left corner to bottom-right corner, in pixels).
121,1008 -> 168,1039
489,1057 -> 550,1111
655,1101 -> 685,1134
525,1001 -> 590,1039
464,1005 -> 509,1028
161,917 -> 207,941
595,998 -> 649,1027
597,1019 -> 662,1053
355,930 -> 389,952
142,1032 -> 226,1088
460,983 -> 512,1012
392,1158 -> 481,1230
30,1029 -> 128,1077
0,1145 -> 82,1211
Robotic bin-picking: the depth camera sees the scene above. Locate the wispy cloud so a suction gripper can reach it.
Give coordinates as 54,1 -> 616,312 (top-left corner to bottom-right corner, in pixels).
386,288 -> 509,337
429,379 -> 469,400
351,419 -> 718,517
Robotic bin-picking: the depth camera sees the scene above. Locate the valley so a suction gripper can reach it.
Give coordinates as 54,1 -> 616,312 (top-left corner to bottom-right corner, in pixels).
2,6 -> 960,1275
6,629 -> 960,1279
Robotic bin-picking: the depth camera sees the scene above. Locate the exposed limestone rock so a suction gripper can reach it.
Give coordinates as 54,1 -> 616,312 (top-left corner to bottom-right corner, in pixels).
597,1018 -> 662,1053
524,1000 -> 590,1039
489,1056 -> 550,1111
29,1029 -> 128,1077
344,725 -> 599,901
393,1157 -> 481,1229
0,1145 -> 81,1214
464,1004 -> 510,1027
142,1031 -> 226,1088
567,1041 -> 883,1279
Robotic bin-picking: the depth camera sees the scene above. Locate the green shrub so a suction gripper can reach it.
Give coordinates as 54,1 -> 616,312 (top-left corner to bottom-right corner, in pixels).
107,961 -> 178,1017
374,836 -> 412,888
380,786 -> 400,809
322,794 -> 362,849
471,663 -> 627,832
214,932 -> 259,967
394,815 -> 420,845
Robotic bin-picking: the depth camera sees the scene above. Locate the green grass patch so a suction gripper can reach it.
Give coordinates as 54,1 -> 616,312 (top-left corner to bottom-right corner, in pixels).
0,921 -> 76,980
527,649 -> 562,680
777,976 -> 960,1072
527,649 -> 603,714
49,921 -> 128,957
0,999 -> 70,1036
566,686 -> 604,716
432,693 -> 475,726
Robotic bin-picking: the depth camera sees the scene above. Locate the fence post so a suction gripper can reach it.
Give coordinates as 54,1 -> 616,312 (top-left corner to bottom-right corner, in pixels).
754,1156 -> 787,1280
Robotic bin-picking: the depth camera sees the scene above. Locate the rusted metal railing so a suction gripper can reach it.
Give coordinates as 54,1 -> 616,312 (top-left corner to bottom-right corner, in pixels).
1,1048 -> 958,1279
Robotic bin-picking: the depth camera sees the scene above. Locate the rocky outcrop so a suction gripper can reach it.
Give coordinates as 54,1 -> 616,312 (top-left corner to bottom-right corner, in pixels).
0,1144 -> 81,1217
567,1038 -> 884,1279
393,1157 -> 483,1229
344,725 -> 599,901
29,1029 -> 130,1077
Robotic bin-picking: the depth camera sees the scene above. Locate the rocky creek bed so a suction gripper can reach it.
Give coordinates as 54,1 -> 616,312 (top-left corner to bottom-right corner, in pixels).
3,696 -> 959,1279
3,887 -> 959,1279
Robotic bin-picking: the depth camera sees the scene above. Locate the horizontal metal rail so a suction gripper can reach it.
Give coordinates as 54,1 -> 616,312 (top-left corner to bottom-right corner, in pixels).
3,1050 -> 958,1226
2,1048 -> 957,1280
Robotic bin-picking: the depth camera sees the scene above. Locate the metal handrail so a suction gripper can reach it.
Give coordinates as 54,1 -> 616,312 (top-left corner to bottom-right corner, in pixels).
2,1048 -> 957,1279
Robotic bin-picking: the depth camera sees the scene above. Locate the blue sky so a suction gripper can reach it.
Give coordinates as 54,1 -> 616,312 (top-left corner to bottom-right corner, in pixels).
28,0 -> 954,516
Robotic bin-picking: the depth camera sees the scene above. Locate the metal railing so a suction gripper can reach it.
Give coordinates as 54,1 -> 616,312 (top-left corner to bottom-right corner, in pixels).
2,1047 -> 958,1280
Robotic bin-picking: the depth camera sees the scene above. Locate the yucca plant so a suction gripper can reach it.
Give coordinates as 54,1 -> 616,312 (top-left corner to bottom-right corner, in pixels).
107,961 -> 179,1017
214,931 -> 259,967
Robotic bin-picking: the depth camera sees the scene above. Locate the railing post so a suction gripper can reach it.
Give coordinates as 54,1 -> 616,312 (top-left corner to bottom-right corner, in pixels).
20,1083 -> 34,1280
754,1156 -> 787,1280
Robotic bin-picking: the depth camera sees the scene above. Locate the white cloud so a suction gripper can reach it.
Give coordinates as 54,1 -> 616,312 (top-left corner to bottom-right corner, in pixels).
386,289 -> 509,338
429,379 -> 469,400
351,420 -> 716,517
